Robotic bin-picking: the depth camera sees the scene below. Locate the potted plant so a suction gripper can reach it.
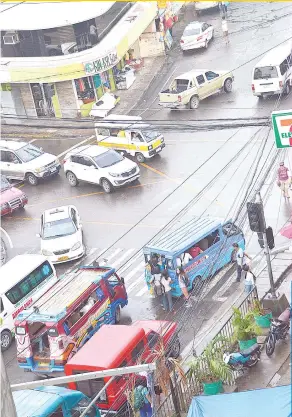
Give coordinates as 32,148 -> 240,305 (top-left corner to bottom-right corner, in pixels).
188,336 -> 232,395
250,299 -> 272,328
232,308 -> 261,350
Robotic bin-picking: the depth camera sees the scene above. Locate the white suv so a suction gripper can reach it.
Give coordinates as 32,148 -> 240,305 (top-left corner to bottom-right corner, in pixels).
0,140 -> 60,186
63,145 -> 140,193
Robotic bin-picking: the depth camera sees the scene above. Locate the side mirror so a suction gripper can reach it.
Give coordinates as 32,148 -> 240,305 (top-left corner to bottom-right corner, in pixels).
121,277 -> 125,284
36,233 -> 40,238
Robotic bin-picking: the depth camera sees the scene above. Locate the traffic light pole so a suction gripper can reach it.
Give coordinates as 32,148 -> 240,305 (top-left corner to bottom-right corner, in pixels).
257,192 -> 277,299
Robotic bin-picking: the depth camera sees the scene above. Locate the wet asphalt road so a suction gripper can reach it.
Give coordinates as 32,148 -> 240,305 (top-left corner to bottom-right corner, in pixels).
2,2 -> 292,384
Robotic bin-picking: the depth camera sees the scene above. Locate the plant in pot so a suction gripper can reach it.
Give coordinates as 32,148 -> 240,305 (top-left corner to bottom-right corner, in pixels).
188,336 -> 233,396
249,299 -> 273,328
232,308 -> 262,350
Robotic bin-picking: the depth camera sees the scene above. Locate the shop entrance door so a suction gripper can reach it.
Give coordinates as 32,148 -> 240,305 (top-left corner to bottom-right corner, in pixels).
30,83 -> 55,117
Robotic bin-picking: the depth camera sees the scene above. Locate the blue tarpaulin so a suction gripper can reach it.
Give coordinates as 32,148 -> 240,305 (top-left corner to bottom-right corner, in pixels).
187,385 -> 291,417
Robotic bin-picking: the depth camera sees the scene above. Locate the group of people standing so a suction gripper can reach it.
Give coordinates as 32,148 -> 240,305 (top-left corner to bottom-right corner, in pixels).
145,254 -> 192,312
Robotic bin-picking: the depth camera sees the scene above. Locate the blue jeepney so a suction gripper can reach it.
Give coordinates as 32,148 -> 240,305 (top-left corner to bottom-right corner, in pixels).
13,386 -> 100,417
143,216 -> 245,297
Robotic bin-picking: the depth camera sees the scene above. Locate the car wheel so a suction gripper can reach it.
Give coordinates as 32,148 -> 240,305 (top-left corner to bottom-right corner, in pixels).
258,95 -> 264,100
190,95 -> 200,109
136,153 -> 145,163
101,178 -> 113,193
115,306 -> 121,323
205,39 -> 209,49
66,171 -> 78,187
1,330 -> 12,351
26,173 -> 38,186
285,83 -> 290,95
224,78 -> 233,93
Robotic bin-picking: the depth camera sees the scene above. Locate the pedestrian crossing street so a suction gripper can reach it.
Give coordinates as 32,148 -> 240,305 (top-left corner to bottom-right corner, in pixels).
22,245 -> 239,301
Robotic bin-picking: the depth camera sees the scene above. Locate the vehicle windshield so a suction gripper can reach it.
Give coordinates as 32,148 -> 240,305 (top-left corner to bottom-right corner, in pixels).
15,144 -> 44,163
253,66 -> 279,80
142,130 -> 160,142
93,150 -> 123,168
183,27 -> 201,36
0,176 -> 11,192
42,218 -> 76,239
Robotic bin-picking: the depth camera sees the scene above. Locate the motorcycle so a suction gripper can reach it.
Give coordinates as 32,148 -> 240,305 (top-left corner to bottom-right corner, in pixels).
266,308 -> 290,357
223,343 -> 261,373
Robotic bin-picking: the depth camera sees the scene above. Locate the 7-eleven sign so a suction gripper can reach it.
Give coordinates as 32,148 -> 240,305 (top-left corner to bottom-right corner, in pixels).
272,110 -> 292,148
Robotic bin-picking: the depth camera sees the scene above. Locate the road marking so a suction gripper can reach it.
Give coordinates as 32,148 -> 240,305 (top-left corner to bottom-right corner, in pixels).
57,135 -> 95,158
5,216 -> 159,229
121,259 -> 144,277
126,273 -> 144,294
141,163 -> 177,182
103,248 -> 123,264
29,138 -> 38,143
119,257 -> 144,274
24,179 -> 167,207
110,249 -> 134,268
136,286 -> 149,297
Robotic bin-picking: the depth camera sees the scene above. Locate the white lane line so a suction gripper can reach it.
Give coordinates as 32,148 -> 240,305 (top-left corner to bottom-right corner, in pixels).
29,138 -> 38,143
119,253 -> 144,274
101,248 -> 123,264
126,273 -> 145,294
135,285 -> 148,297
123,261 -> 145,280
110,249 -> 135,269
57,135 -> 94,158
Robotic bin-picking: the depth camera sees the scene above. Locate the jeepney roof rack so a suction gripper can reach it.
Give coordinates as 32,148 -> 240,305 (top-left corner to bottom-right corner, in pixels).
15,266 -> 116,321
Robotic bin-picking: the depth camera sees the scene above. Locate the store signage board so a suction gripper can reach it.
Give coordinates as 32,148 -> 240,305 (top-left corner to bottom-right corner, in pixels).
271,110 -> 292,148
84,51 -> 119,76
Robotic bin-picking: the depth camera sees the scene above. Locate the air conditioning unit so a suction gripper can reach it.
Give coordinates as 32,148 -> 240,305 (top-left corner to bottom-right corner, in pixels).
3,32 -> 20,45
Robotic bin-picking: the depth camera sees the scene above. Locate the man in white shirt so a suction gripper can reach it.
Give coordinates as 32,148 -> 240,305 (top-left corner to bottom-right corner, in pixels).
233,243 -> 251,282
176,252 -> 193,268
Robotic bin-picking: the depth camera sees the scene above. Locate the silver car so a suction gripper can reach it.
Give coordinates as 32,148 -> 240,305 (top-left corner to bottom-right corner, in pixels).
0,140 -> 61,185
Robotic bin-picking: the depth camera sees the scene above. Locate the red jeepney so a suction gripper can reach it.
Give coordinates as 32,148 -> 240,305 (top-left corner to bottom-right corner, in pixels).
65,320 -> 180,414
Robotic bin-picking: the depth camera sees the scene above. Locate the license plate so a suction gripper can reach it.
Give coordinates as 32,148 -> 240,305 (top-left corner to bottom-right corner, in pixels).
58,256 -> 69,261
50,167 -> 57,173
156,147 -> 161,152
38,362 -> 49,367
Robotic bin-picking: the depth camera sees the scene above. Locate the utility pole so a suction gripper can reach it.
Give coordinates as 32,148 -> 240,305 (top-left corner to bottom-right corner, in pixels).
1,352 -> 17,417
247,193 -> 276,299
257,192 -> 276,299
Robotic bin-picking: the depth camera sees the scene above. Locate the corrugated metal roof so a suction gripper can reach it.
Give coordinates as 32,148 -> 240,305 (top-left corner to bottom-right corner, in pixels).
144,216 -> 221,256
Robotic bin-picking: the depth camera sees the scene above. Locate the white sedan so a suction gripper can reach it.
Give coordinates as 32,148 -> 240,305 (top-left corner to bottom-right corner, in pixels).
89,92 -> 120,118
180,21 -> 214,51
37,205 -> 85,264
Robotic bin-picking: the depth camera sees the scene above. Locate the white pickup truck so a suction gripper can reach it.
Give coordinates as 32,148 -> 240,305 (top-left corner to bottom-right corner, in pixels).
159,69 -> 234,109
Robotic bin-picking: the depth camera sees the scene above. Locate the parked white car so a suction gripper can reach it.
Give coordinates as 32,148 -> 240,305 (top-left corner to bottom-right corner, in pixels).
89,92 -> 120,118
37,205 -> 84,264
0,140 -> 60,185
180,21 -> 214,51
63,145 -> 140,193
195,2 -> 219,12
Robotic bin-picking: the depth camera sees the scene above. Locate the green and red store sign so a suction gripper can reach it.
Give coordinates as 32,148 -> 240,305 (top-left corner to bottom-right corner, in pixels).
272,110 -> 292,148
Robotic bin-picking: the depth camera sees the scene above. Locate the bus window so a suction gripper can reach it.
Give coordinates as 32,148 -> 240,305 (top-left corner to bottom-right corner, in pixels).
5,261 -> 54,305
132,340 -> 144,362
49,407 -> 63,417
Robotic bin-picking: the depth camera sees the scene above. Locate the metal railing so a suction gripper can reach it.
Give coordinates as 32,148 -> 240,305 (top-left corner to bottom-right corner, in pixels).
155,286 -> 258,417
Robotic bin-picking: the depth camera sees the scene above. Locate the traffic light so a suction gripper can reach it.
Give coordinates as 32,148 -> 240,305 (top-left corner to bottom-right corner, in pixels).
257,232 -> 264,249
266,226 -> 275,250
247,202 -> 265,233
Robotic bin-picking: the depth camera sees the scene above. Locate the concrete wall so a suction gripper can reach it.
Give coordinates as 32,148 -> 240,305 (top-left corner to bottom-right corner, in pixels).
55,80 -> 77,118
19,84 -> 37,117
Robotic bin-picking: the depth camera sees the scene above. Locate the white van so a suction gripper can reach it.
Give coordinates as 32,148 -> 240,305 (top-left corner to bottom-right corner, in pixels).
252,42 -> 292,98
0,254 -> 58,350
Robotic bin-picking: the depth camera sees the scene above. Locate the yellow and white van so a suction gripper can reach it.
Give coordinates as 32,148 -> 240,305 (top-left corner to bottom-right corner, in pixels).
94,115 -> 165,163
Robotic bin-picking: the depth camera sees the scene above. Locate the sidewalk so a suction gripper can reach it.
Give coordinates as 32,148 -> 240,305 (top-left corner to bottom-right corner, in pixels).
236,268 -> 292,392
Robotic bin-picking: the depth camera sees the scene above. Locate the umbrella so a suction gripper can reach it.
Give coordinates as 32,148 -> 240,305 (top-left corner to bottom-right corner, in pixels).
280,223 -> 292,239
